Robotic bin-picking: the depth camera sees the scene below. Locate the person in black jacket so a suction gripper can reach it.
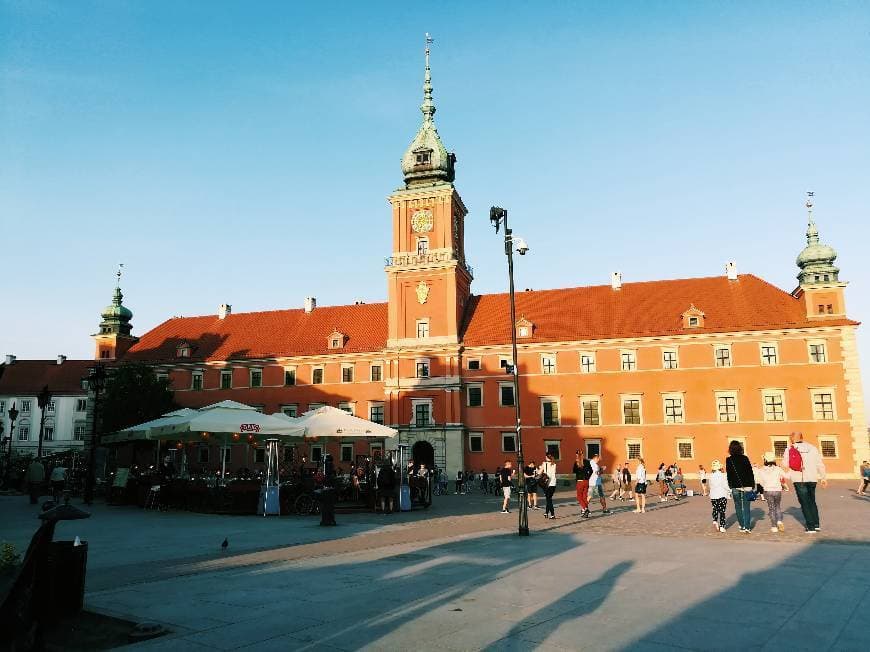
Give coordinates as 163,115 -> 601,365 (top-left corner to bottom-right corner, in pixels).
573,451 -> 593,518
726,440 -> 756,532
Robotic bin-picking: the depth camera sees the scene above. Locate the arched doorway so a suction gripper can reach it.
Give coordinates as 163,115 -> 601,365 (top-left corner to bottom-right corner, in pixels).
412,440 -> 435,473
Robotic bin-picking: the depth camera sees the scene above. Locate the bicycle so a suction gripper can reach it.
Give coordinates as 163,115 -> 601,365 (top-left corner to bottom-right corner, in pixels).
293,492 -> 321,516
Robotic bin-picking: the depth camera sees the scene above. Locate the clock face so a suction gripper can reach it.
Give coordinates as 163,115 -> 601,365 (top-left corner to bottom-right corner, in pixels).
411,209 -> 434,233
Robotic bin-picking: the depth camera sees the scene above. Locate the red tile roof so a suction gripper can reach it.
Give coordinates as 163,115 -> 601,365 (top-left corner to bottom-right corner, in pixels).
460,274 -> 857,346
124,303 -> 389,362
0,360 -> 91,395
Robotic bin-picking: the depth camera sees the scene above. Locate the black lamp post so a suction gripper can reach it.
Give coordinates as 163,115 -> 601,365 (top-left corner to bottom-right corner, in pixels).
5,402 -> 19,489
83,364 -> 106,505
36,385 -> 52,460
490,206 -> 530,537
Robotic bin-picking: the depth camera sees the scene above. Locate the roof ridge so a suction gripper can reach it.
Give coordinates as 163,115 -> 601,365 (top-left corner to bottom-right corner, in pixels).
164,300 -> 390,322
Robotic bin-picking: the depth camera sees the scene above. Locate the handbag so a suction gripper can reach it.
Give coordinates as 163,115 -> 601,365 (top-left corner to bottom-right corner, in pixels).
537,472 -> 550,489
634,482 -> 644,493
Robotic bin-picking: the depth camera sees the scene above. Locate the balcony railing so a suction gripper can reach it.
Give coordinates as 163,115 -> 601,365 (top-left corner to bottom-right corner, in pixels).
384,252 -> 474,278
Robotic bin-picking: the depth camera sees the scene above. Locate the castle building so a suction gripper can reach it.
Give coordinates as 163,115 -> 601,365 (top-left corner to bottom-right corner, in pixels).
8,43 -> 863,477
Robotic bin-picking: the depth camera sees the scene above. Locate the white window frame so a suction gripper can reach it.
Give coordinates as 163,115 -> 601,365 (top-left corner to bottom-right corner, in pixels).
416,236 -> 429,255
156,372 -> 169,384
540,397 -> 561,427
220,369 -> 233,389
284,366 -> 297,386
501,431 -> 517,453
308,402 -> 326,412
498,382 -> 516,407
762,389 -> 787,422
580,395 -> 601,426
714,344 -> 732,368
411,398 -> 434,427
310,444 -> 324,463
369,363 -> 383,382
818,436 -> 839,459
662,348 -> 679,370
676,438 -> 694,460
810,388 -> 837,421
621,394 -> 643,425
369,402 -> 385,424
416,318 -> 430,339
662,392 -> 685,424
73,421 -> 86,441
620,349 -> 637,371
249,367 -> 263,388
341,364 -> 354,384
579,351 -> 596,373
281,404 -> 298,418
499,356 -> 512,371
541,353 -> 557,375
370,442 -> 384,460
760,342 -> 779,366
466,357 -> 481,370
338,401 -> 354,415
43,424 -> 54,441
468,432 -> 484,453
76,398 -> 87,412
21,400 -> 31,415
415,358 -> 430,378
517,325 -> 530,338
544,440 -> 562,461
197,446 -> 209,464
191,370 -> 204,391
46,401 -> 55,413
807,340 -> 827,364
340,443 -> 354,463
311,366 -> 324,384
466,383 -> 484,408
728,436 -> 749,457
626,439 -> 643,460
771,437 -> 789,459
585,439 -> 601,459
715,391 -> 739,423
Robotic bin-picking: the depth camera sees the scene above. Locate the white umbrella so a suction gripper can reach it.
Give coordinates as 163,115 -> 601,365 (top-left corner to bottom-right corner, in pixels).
101,408 -> 199,444
280,405 -> 397,440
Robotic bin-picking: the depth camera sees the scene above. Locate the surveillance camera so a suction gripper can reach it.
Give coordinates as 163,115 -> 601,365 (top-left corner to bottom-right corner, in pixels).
514,238 -> 529,255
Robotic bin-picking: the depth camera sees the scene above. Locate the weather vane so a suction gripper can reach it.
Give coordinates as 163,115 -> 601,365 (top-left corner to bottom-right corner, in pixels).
806,191 -> 814,212
117,262 -> 124,284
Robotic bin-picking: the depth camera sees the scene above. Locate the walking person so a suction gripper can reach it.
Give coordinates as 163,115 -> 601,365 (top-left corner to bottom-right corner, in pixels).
49,464 -> 68,502
540,453 -> 557,519
622,462 -> 634,501
573,450 -> 593,518
633,458 -> 647,513
25,457 -> 45,505
377,462 -> 396,513
726,440 -> 756,533
709,460 -> 729,532
524,461 -> 540,510
589,454 -> 611,514
858,461 -> 870,496
499,461 -> 515,513
784,431 -> 827,533
608,464 -> 623,500
656,463 -> 668,502
757,452 -> 789,532
455,469 -> 464,495
664,464 -> 676,497
698,464 -> 708,496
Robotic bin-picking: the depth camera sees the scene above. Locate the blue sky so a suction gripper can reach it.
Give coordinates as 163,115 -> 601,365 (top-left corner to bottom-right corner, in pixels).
2,1 -> 869,381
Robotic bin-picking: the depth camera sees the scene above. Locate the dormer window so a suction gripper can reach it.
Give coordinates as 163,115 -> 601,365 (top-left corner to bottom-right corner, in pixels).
328,330 -> 346,350
688,317 -> 700,327
176,343 -> 191,358
415,150 -> 431,165
516,316 -> 534,339
681,305 -> 705,329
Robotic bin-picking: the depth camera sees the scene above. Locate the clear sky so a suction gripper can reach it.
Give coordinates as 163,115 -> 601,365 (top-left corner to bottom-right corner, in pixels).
2,2 -> 869,384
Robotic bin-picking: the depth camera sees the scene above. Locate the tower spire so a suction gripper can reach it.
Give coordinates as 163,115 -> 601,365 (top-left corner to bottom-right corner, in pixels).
421,33 -> 435,123
805,191 -> 819,245
796,192 -> 839,286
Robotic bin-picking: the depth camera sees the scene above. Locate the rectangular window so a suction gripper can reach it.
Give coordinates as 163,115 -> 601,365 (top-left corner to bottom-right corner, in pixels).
192,372 -> 203,391
416,360 -> 430,378
308,402 -> 325,412
43,426 -> 54,441
499,357 -> 511,370
221,370 -> 233,389
760,343 -> 778,366
502,432 -> 517,452
581,397 -> 600,426
545,440 -> 561,460
341,365 -> 354,383
250,369 -> 263,388
284,368 -> 296,386
281,404 -> 298,418
499,383 -> 515,407
370,443 -> 383,460
663,396 -> 684,424
467,358 -> 481,370
416,320 -> 430,339
468,432 -> 483,453
76,399 -> 87,412
585,440 -> 601,459
198,447 -> 209,464
341,444 -> 353,463
772,439 -> 788,459
542,399 -> 560,426
622,397 -> 641,425
812,391 -> 835,420
46,401 -> 55,413
621,350 -> 637,371
0,401 -> 4,414
156,373 -> 169,384
370,365 -> 382,382
312,367 -> 324,384
21,400 -> 31,414
626,441 -> 642,460
467,385 -> 483,407
809,342 -> 827,363
819,438 -> 838,458
310,445 -> 323,463
369,403 -> 384,424
716,393 -> 738,422
73,422 -> 86,441
338,402 -> 354,415
677,440 -> 694,460
541,354 -> 557,375
714,346 -> 732,368
580,352 -> 596,373
414,403 -> 431,427
18,426 -> 29,441
763,391 -> 786,422
662,349 -> 678,370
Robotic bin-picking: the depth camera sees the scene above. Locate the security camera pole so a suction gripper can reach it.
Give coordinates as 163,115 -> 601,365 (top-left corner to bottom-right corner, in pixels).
490,206 -> 529,536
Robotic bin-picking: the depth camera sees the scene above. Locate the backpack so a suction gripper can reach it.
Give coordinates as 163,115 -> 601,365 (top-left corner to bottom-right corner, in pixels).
787,446 -> 804,472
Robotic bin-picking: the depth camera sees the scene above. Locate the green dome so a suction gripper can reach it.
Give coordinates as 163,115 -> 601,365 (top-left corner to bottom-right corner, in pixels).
101,287 -> 133,322
796,218 -> 840,285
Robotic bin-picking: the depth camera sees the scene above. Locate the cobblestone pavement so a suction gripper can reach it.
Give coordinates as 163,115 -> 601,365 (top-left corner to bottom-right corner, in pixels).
1,482 -> 868,650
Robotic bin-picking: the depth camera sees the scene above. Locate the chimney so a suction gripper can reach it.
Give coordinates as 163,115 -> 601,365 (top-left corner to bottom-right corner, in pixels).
57,355 -> 67,365
304,297 -> 317,313
725,261 -> 738,281
611,271 -> 623,291
218,303 -> 232,319
4,354 -> 15,365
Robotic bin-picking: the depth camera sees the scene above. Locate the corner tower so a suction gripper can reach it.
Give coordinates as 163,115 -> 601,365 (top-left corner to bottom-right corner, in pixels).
92,266 -> 138,360
794,193 -> 847,319
385,35 -> 471,348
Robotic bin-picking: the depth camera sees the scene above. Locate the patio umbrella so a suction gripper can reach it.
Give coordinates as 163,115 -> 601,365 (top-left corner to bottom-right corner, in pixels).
101,408 -> 199,444
278,405 -> 398,440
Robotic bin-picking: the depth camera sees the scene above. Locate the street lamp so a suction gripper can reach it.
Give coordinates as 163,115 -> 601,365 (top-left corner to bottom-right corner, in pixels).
36,385 -> 52,460
5,402 -> 19,489
490,206 -> 530,537
83,364 -> 107,505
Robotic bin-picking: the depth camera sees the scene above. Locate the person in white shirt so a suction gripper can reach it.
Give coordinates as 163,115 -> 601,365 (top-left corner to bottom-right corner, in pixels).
633,458 -> 647,513
757,451 -> 789,532
783,431 -> 827,533
589,454 -> 611,515
708,460 -> 729,533
540,454 -> 558,519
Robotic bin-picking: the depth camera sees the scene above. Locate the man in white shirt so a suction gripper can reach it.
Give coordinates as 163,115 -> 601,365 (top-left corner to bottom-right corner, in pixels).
589,454 -> 611,515
783,431 -> 827,533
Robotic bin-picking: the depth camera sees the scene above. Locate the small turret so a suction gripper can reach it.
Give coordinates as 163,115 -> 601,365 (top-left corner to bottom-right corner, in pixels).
92,265 -> 138,359
793,194 -> 847,319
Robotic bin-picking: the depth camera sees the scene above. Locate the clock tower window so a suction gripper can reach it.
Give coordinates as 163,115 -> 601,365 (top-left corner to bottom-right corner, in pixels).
415,150 -> 432,165
416,237 -> 429,255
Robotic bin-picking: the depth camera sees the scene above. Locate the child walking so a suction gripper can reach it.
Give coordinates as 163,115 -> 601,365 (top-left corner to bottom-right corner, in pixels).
708,460 -> 729,533
756,451 -> 789,532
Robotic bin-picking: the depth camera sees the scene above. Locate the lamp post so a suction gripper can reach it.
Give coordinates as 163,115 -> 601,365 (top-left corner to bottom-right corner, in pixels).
83,364 -> 106,505
490,206 -> 530,537
5,403 -> 19,489
36,385 -> 52,460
